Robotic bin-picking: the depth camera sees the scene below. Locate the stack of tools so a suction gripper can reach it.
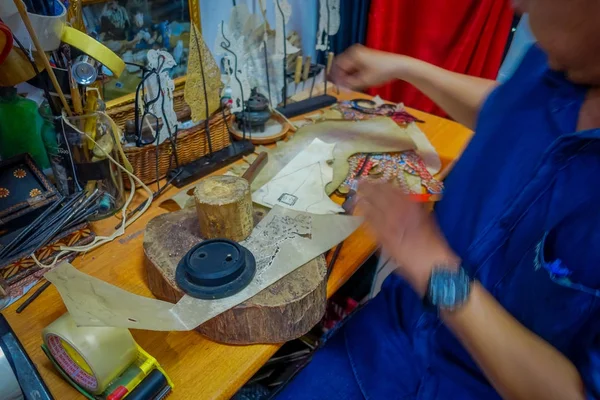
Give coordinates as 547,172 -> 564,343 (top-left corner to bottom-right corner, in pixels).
42,313 -> 173,400
0,190 -> 105,263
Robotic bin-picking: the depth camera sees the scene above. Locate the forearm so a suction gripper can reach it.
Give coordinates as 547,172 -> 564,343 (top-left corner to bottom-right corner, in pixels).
443,282 -> 585,400
396,57 -> 498,129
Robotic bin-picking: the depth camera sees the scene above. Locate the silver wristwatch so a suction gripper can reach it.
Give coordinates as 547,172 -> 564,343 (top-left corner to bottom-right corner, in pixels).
426,266 -> 472,311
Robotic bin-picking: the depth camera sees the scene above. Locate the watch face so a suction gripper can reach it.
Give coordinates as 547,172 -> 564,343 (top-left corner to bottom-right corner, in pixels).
429,267 -> 471,310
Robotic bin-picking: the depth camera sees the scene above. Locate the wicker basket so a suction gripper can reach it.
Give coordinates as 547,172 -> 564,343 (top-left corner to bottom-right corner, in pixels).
108,90 -> 188,128
107,91 -> 232,186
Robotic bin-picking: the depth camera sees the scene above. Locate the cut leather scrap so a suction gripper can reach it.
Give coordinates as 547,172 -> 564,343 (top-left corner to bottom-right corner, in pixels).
251,117 -> 417,195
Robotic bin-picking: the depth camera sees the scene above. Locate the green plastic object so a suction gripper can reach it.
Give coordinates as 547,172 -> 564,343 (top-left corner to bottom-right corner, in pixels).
0,89 -> 51,169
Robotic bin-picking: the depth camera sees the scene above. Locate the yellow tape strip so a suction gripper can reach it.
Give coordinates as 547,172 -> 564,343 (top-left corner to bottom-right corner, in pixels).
61,27 -> 125,77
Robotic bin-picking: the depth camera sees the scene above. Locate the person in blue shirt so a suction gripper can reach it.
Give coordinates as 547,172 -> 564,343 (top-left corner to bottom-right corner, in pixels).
277,0 -> 600,399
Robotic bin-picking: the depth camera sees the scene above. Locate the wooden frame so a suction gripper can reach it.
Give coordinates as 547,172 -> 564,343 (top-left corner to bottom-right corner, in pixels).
67,0 -> 201,109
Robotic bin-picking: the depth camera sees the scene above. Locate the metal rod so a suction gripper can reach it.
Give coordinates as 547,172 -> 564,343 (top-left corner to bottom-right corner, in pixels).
30,190 -> 99,252
0,196 -> 64,260
260,6 -> 273,107
276,0 -> 288,107
16,281 -> 51,313
263,43 -> 273,106
3,192 -> 86,260
191,23 -> 214,156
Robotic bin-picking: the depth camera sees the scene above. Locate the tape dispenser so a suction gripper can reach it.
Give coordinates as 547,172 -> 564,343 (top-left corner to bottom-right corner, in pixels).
42,313 -> 173,400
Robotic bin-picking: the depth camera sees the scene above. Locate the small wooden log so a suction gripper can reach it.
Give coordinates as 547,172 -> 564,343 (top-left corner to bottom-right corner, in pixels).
144,207 -> 328,344
194,176 -> 253,242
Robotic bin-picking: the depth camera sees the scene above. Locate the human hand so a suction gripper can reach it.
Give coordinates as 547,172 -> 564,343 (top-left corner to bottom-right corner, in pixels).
358,181 -> 459,297
329,45 -> 410,90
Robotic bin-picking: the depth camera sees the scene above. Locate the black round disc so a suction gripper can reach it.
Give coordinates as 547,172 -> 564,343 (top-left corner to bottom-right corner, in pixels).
176,239 -> 256,300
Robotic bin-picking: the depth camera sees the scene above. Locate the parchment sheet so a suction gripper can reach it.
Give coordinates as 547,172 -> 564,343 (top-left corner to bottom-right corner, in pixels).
252,138 -> 344,214
46,206 -> 362,331
250,118 -> 416,194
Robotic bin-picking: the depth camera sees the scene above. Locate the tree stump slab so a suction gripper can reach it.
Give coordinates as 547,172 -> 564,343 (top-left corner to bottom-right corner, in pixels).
143,207 -> 328,344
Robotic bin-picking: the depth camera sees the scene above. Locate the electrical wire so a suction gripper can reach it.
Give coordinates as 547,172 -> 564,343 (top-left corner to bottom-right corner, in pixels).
59,117 -> 84,191
33,111 -> 154,268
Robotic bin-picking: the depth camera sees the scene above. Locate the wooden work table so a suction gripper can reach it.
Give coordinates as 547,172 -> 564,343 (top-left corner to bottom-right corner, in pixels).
1,90 -> 472,400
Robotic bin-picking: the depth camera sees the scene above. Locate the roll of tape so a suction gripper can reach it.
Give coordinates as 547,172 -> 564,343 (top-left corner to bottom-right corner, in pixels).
42,313 -> 137,395
61,26 -> 125,77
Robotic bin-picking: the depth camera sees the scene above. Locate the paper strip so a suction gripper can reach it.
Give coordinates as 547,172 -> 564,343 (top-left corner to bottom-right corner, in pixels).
253,138 -> 345,214
46,206 -> 362,331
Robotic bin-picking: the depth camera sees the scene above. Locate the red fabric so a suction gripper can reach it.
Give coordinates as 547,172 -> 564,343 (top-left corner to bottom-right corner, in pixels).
366,0 -> 514,117
0,23 -> 13,66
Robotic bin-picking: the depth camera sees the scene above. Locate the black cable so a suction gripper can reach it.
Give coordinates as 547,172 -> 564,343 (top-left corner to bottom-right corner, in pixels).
154,114 -> 161,192
158,75 -> 180,169
59,117 -> 84,191
129,62 -> 153,144
192,24 -> 214,156
124,61 -> 146,69
133,69 -> 146,145
150,56 -> 166,192
275,0 -> 288,107
221,107 -> 234,138
263,42 -> 273,107
126,59 -> 181,185
130,60 -> 163,146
